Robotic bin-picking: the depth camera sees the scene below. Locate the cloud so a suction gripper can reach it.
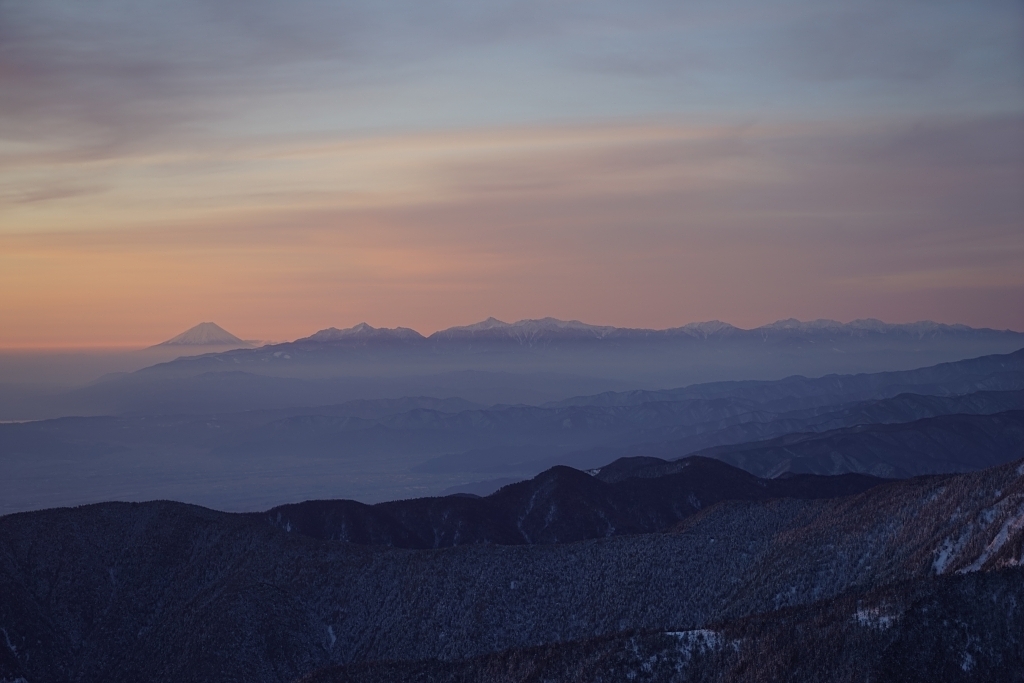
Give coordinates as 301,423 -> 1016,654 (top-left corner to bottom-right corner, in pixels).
774,4 -> 958,82
3,0 -> 1021,159
0,0 -> 581,141
1,115 -> 1021,345
0,1 -> 1021,344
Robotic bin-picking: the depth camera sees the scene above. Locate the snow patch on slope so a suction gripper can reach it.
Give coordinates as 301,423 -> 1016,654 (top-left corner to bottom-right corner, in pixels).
1,627 -> 16,655
960,499 -> 1024,573
666,629 -> 724,660
933,531 -> 969,575
854,605 -> 898,630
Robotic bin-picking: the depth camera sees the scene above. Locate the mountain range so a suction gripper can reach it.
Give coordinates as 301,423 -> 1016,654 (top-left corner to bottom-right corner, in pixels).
36,318 -> 1022,419
3,348 -> 1024,514
3,324 -> 1023,681
302,317 -> 1018,344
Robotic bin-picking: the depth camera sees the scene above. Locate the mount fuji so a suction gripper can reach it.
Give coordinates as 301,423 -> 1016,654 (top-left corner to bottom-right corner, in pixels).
152,322 -> 253,348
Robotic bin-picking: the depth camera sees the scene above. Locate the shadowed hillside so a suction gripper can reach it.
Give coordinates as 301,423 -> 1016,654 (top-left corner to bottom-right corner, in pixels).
266,457 -> 887,547
1,458 -> 1021,682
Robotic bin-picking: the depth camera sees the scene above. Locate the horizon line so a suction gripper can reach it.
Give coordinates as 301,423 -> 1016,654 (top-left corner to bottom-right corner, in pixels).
3,316 -> 1022,351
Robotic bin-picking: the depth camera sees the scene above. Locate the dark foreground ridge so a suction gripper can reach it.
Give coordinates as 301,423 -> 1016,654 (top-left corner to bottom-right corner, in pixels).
1,458 -> 1022,682
265,456 -> 887,547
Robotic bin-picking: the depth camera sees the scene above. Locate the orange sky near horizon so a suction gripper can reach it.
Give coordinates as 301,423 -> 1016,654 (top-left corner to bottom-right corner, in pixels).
3,1 -> 1023,348
2,119 -> 1022,348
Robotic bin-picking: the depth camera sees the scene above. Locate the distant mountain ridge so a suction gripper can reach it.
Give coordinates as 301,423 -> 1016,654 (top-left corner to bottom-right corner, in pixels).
304,322 -> 423,342
294,317 -> 1017,345
103,318 -> 1024,414
6,348 -> 1023,517
576,410 -> 1024,481
549,347 -> 1024,408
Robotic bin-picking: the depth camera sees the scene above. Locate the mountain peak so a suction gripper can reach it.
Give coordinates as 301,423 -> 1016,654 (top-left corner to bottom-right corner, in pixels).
433,317 -> 620,341
761,318 -> 844,331
452,317 -> 511,332
154,322 -> 251,347
302,323 -> 425,342
755,318 -> 985,336
673,320 -> 741,338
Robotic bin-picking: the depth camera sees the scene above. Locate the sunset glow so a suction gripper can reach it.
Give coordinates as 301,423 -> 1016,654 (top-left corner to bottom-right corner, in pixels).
2,0 -> 1022,346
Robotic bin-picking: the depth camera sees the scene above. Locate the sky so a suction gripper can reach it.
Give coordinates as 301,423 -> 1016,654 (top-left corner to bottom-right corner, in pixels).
1,0 -> 1022,347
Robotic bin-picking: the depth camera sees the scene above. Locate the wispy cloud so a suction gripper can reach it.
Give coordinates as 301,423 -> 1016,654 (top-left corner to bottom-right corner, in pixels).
0,0 -> 1022,345
3,0 -> 1021,151
1,116 -> 1021,345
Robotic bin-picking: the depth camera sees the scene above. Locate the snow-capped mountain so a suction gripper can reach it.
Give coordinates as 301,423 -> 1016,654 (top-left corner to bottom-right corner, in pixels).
153,322 -> 252,347
670,320 -> 742,338
429,317 -> 1008,343
757,318 -> 977,337
86,318 -> 1023,419
431,317 -> 620,342
301,323 -> 424,342
289,317 -> 1016,346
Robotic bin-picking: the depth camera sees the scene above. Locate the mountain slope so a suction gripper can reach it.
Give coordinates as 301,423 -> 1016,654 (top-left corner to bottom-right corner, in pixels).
691,410 -> 1024,478
551,346 -> 1024,409
67,340 -> 1024,421
300,568 -> 1024,683
265,457 -> 887,548
0,459 -> 1021,682
440,389 -> 1024,475
301,323 -> 424,342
